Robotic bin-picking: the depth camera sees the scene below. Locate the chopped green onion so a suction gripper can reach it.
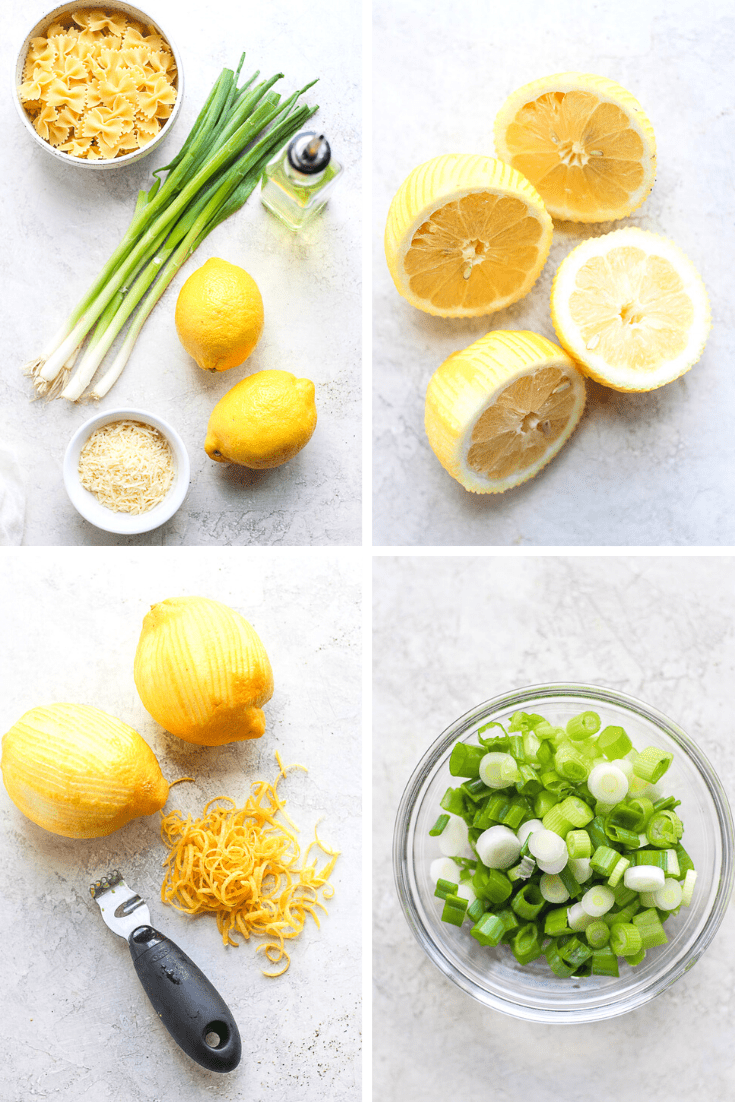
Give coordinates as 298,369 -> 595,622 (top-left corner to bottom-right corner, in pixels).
557,795 -> 594,827
439,787 -> 467,817
652,878 -> 683,911
633,746 -> 674,783
597,726 -> 632,760
476,824 -> 522,869
554,743 -> 590,782
609,922 -> 643,956
591,946 -> 619,976
590,845 -> 619,878
471,866 -> 513,905
623,946 -> 646,966
557,863 -> 582,898
624,865 -> 665,893
441,894 -> 468,926
511,882 -> 545,920
470,912 -> 505,947
545,940 -> 577,977
510,922 -> 544,965
479,752 -> 520,789
449,741 -> 486,778
585,919 -> 610,948
567,902 -> 595,932
566,711 -> 601,740
607,856 -> 630,888
630,849 -> 668,869
534,790 -> 560,818
681,869 -> 697,906
558,935 -> 593,966
632,907 -> 668,948
587,762 -> 629,804
581,884 -> 615,917
507,855 -> 536,882
566,829 -> 592,859
567,856 -> 593,884
429,814 -> 450,836
434,878 -> 458,900
646,810 -> 684,848
466,898 -> 485,924
541,804 -> 573,837
539,873 -> 570,903
587,816 -> 613,851
544,906 -> 571,937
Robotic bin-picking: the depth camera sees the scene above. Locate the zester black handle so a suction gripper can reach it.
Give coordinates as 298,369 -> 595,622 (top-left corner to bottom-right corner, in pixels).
128,925 -> 241,1073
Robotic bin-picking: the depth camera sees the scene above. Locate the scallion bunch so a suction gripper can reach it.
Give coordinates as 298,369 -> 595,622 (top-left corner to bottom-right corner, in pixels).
24,56 -> 318,402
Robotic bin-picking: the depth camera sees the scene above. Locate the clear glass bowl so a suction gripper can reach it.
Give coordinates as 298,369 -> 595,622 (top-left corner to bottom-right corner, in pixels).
393,683 -> 734,1023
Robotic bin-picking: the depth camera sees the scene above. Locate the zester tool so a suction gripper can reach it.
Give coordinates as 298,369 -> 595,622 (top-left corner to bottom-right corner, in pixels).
90,870 -> 241,1073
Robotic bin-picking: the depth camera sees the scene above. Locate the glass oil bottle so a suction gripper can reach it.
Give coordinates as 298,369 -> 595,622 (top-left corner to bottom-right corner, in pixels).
260,131 -> 343,230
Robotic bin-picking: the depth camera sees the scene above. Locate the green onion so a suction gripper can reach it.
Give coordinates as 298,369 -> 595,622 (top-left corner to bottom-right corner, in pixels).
470,913 -> 505,947
585,919 -> 610,948
25,60 -> 318,400
471,866 -> 512,905
609,922 -> 643,956
566,829 -> 592,859
510,922 -> 544,965
434,878 -> 458,900
607,856 -> 630,888
545,940 -> 577,977
541,804 -> 573,837
534,790 -> 559,818
439,787 -> 467,817
646,810 -> 684,848
449,742 -> 486,778
557,795 -> 594,827
596,726 -> 632,759
429,814 -> 450,837
632,908 -> 668,948
510,882 -> 545,920
566,711 -> 601,740
590,845 -> 619,878
466,898 -> 486,924
681,869 -> 697,906
633,746 -> 674,783
544,906 -> 571,937
554,743 -> 590,782
591,946 -> 619,976
441,894 -> 468,926
557,935 -> 592,966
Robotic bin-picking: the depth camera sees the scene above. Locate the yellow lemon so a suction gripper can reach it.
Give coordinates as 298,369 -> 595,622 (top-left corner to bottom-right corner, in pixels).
425,330 -> 586,493
550,228 -> 711,391
494,73 -> 656,223
384,154 -> 552,317
175,257 -> 264,371
205,369 -> 317,469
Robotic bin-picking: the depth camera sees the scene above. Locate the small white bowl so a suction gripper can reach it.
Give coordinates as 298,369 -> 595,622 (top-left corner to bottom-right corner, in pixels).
63,408 -> 190,534
14,1 -> 184,170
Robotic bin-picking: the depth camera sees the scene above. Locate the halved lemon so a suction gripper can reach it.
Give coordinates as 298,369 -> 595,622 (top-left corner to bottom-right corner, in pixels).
494,73 -> 656,222
425,330 -> 586,493
384,154 -> 553,317
551,228 -> 711,391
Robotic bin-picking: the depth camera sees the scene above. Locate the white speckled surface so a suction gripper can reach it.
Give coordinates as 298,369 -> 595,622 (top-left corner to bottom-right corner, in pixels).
0,547 -> 361,1100
3,0 -> 360,546
373,0 -> 735,546
373,555 -> 735,1100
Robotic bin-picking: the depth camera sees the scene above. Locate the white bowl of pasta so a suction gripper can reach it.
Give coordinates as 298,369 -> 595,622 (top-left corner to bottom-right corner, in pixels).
14,1 -> 184,169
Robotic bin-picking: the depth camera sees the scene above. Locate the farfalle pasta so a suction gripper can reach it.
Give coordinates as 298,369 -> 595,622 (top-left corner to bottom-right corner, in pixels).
18,9 -> 177,160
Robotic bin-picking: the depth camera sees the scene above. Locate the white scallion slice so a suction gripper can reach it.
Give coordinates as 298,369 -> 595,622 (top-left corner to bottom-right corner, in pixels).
568,856 -> 593,883
587,762 -> 629,803
652,878 -> 683,911
665,849 -> 680,877
475,824 -> 521,869
581,884 -> 615,917
624,865 -> 666,893
540,873 -> 570,903
479,751 -> 520,789
438,814 -> 474,859
528,828 -> 567,864
430,857 -> 461,884
517,818 -> 544,844
567,901 -> 595,931
681,869 -> 697,906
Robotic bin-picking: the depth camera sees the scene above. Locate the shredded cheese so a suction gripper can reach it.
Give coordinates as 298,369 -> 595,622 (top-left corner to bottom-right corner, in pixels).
159,754 -> 339,976
78,419 -> 174,514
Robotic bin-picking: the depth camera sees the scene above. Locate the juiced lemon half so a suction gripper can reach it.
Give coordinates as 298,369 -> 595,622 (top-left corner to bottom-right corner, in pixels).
384,154 -> 553,317
494,73 -> 656,223
550,228 -> 711,391
425,329 -> 586,493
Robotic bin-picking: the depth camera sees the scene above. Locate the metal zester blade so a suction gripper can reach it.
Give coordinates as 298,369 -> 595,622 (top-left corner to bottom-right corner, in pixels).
90,870 -> 150,938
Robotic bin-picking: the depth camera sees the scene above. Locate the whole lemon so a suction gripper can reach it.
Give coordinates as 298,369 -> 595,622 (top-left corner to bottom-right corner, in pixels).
175,257 -> 264,372
205,370 -> 317,469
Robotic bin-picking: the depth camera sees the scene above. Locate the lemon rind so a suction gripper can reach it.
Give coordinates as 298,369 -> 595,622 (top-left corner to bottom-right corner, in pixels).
550,228 -> 711,392
425,330 -> 587,493
384,154 -> 553,317
493,72 -> 657,224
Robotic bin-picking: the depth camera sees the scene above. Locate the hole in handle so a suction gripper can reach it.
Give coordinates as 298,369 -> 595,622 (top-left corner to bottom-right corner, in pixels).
204,1021 -> 230,1049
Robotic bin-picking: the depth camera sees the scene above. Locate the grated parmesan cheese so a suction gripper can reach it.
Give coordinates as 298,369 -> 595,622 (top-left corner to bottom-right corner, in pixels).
78,419 -> 175,514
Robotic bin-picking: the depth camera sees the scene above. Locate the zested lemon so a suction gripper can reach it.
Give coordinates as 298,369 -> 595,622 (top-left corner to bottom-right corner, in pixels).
494,73 -> 656,222
425,330 -> 586,493
384,154 -> 553,317
550,228 -> 711,391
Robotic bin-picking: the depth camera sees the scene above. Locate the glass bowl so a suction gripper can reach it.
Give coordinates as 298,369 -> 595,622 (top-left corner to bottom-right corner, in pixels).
393,682 -> 734,1023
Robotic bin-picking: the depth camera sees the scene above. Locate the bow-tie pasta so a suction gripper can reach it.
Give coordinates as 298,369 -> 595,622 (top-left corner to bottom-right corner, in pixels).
18,9 -> 177,160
